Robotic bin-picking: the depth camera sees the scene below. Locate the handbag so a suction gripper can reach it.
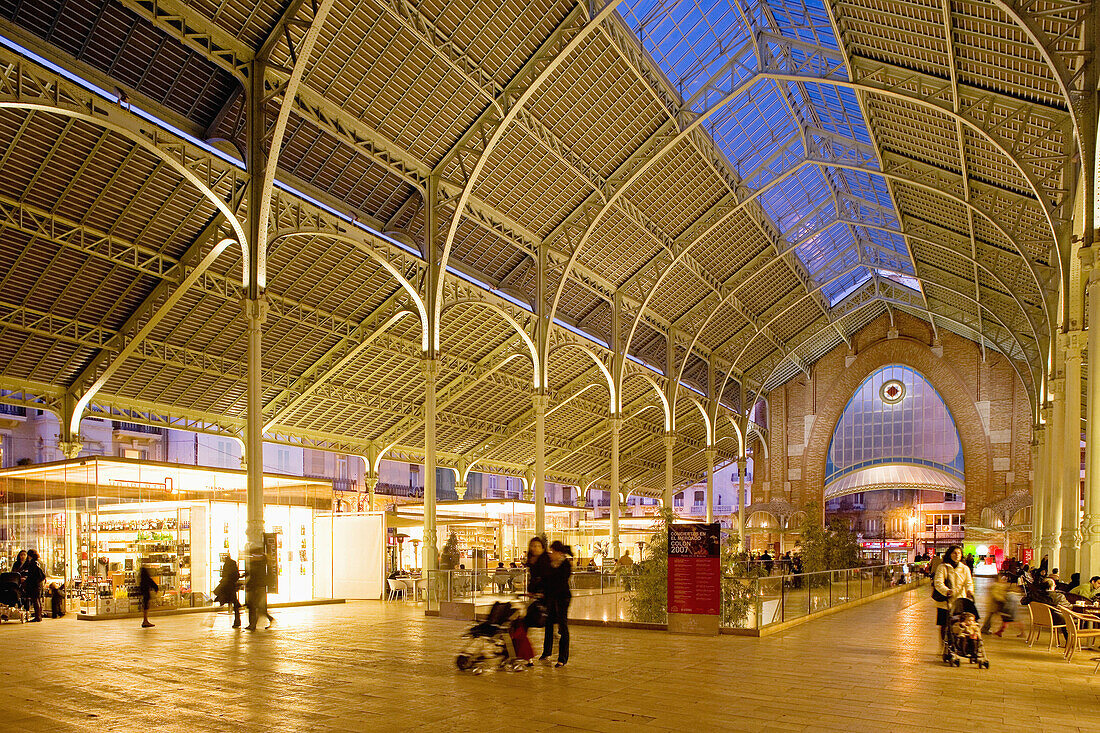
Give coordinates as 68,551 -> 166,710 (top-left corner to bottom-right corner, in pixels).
931,574 -> 951,603
525,598 -> 549,628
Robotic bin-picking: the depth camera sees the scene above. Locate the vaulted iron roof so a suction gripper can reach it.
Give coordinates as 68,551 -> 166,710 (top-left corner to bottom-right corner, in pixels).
0,0 -> 1091,493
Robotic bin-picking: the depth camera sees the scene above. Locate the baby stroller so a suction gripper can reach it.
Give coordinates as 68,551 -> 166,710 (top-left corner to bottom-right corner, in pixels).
0,572 -> 26,623
942,597 -> 989,668
455,600 -> 531,674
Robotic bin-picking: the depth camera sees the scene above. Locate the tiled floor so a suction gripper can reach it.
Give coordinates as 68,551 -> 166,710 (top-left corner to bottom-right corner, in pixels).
1,589 -> 1097,732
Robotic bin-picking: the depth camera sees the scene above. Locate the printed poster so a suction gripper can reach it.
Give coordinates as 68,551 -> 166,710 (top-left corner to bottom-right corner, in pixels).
667,522 -> 720,616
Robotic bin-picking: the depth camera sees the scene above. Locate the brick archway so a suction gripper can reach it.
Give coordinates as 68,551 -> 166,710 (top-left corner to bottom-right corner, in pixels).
801,337 -> 991,525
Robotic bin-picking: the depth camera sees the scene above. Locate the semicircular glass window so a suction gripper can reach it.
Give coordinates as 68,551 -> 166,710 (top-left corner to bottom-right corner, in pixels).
825,364 -> 963,484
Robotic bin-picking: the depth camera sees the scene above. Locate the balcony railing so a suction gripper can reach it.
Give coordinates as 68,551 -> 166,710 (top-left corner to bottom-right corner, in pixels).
310,476 -> 357,493
112,421 -> 163,435
376,482 -> 423,498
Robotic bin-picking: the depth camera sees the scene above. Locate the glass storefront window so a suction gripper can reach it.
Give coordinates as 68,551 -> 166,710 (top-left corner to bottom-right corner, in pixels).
0,457 -> 334,615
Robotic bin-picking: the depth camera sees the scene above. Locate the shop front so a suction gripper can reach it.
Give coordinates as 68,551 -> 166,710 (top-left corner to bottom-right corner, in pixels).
859,540 -> 913,564
393,500 -> 587,568
0,457 -> 336,616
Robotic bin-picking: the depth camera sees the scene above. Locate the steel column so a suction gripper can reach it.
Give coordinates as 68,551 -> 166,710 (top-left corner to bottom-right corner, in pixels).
1045,378 -> 1065,566
422,359 -> 439,571
244,59 -> 266,555
610,415 -> 622,561
706,447 -> 716,524
1084,264 -> 1100,575
663,432 -> 675,509
533,393 -> 549,536
244,297 -> 266,551
1061,334 -> 1084,572
737,458 -> 747,551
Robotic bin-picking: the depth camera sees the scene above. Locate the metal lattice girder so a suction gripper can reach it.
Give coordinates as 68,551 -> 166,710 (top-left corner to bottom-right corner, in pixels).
0,45 -> 249,250
427,0 -> 624,339
827,216 -> 1045,346
252,0 -> 338,282
754,24 -> 1074,240
115,0 -> 254,81
374,339 -> 533,452
0,193 -> 186,279
114,0 -> 744,382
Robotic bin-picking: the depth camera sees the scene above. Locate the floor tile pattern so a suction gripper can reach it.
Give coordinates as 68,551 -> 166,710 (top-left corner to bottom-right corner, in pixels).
1,589 -> 1096,732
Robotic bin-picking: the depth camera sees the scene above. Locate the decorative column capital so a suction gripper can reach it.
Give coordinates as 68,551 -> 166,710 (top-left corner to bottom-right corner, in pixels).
1047,377 -> 1065,398
455,481 -> 468,500
662,432 -> 676,450
705,446 -> 717,461
1059,330 -> 1087,359
531,393 -> 550,412
1060,528 -> 1082,550
421,358 -> 440,384
241,295 -> 268,325
1083,513 -> 1100,535
609,415 -> 623,433
58,439 -> 83,460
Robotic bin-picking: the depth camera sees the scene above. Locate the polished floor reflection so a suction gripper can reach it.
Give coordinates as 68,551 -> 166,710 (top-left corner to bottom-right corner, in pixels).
1,591 -> 1096,732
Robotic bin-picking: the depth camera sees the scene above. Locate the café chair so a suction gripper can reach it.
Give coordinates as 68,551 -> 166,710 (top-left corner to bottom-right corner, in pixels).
386,578 -> 406,601
1057,607 -> 1100,662
1026,602 -> 1066,651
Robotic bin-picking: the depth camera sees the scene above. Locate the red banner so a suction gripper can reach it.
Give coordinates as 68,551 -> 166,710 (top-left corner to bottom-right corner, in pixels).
667,523 -> 721,616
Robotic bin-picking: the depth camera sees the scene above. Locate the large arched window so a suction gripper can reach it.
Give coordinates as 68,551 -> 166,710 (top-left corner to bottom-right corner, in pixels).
825,365 -> 963,488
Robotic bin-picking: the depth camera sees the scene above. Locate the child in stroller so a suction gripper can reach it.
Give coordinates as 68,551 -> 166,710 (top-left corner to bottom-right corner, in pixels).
942,598 -> 989,668
456,600 -> 535,674
0,571 -> 26,623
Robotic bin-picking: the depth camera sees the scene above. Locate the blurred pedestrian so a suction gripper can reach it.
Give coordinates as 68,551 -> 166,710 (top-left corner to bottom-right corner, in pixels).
244,548 -> 274,631
138,565 -> 159,628
214,553 -> 242,628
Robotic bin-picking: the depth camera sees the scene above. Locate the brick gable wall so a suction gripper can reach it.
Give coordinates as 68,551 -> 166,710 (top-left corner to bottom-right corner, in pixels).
759,312 -> 1032,530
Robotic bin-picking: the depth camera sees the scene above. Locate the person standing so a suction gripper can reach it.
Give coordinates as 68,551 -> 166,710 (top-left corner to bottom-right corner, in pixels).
138,565 -> 159,628
23,549 -> 46,622
244,548 -> 274,631
11,550 -> 29,612
927,549 -> 943,579
540,541 -> 572,667
933,545 -> 974,644
214,554 -> 242,628
525,536 -> 549,596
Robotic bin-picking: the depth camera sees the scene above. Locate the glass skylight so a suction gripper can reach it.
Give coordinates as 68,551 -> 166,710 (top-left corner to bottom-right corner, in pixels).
620,0 -> 913,307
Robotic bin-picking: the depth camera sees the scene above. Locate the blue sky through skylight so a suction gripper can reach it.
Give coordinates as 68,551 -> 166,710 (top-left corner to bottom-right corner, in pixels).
619,0 -> 916,307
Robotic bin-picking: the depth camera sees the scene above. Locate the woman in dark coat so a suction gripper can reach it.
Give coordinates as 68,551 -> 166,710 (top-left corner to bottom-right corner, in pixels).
138,565 -> 159,628
10,550 -> 29,611
213,554 -> 242,628
525,536 -> 549,595
540,541 -> 573,667
23,549 -> 46,622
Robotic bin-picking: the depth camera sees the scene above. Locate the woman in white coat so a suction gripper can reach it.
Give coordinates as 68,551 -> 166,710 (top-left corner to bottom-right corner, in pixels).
933,545 -> 974,639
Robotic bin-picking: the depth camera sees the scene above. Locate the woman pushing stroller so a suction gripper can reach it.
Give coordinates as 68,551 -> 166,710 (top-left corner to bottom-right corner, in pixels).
934,545 -> 974,640
934,545 -> 988,667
